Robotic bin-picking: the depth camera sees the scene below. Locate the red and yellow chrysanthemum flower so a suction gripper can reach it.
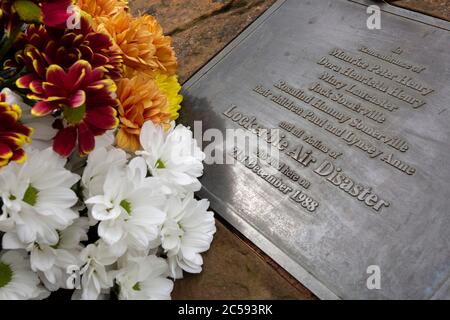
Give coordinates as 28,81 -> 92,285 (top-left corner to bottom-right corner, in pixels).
17,60 -> 119,157
0,93 -> 33,168
13,16 -> 122,157
15,17 -> 123,80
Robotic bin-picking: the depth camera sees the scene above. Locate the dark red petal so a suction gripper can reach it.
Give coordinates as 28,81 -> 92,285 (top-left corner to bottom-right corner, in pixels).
0,142 -> 12,159
77,122 -> 95,156
30,80 -> 44,94
85,33 -> 112,48
11,149 -> 26,163
41,0 -> 72,28
79,45 -> 94,62
16,74 -> 36,89
42,82 -> 63,97
46,64 -> 66,85
66,60 -> 90,89
32,101 -> 57,116
67,90 -> 86,109
85,107 -> 118,130
53,126 -> 77,157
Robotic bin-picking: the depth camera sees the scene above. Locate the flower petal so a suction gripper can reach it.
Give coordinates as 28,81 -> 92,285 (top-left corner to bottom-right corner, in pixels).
53,126 -> 77,157
16,74 -> 36,89
68,90 -> 86,109
85,107 -> 118,130
78,122 -> 95,156
31,101 -> 57,116
41,0 -> 72,28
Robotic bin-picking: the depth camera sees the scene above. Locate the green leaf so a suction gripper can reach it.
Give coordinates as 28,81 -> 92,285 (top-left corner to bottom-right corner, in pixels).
13,0 -> 42,23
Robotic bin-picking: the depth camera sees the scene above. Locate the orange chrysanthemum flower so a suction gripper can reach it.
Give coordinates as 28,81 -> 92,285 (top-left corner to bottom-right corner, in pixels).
96,10 -> 177,76
77,0 -> 128,18
116,74 -> 169,152
138,14 -> 177,76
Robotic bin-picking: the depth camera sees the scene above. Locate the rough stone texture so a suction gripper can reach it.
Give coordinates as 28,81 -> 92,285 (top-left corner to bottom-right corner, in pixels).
391,0 -> 450,21
131,0 -> 236,34
172,220 -> 316,300
127,0 -> 448,300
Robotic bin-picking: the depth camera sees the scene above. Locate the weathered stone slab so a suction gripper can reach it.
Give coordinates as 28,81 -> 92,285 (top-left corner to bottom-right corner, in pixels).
181,0 -> 450,299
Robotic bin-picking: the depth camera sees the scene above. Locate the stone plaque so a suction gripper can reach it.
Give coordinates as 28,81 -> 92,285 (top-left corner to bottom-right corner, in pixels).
181,0 -> 450,299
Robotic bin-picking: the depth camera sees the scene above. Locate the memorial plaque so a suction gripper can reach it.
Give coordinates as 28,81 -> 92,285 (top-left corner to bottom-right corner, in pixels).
181,0 -> 450,299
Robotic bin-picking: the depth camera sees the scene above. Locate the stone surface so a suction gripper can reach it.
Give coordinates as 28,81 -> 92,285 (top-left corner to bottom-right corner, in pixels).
391,0 -> 450,21
131,0 -> 236,34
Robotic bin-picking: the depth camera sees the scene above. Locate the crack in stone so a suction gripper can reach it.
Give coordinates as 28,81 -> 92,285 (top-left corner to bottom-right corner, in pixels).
168,0 -> 266,36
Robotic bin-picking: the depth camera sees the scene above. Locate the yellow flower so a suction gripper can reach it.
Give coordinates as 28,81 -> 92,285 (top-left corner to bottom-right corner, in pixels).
116,73 -> 169,152
77,0 -> 128,18
155,72 -> 182,121
96,10 -> 177,76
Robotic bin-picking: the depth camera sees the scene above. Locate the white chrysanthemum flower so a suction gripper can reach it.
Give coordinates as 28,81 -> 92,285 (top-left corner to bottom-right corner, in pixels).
37,217 -> 89,291
137,121 -> 205,194
0,250 -> 49,300
160,195 -> 216,279
82,146 -> 128,199
0,147 -> 80,245
114,254 -> 173,300
0,88 -> 56,150
85,157 -> 166,255
74,241 -> 117,300
2,218 -> 89,291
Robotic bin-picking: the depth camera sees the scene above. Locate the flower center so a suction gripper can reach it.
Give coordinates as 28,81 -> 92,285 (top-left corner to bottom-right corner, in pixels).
23,185 -> 38,206
63,104 -> 86,125
0,262 -> 13,289
120,199 -> 132,215
51,231 -> 62,249
156,159 -> 165,169
132,283 -> 141,291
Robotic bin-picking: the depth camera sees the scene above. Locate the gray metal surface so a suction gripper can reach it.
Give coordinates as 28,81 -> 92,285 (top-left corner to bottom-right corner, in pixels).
181,0 -> 450,299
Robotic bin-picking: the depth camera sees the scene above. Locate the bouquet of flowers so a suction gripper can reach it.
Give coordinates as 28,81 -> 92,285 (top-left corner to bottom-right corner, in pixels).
0,0 -> 216,300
